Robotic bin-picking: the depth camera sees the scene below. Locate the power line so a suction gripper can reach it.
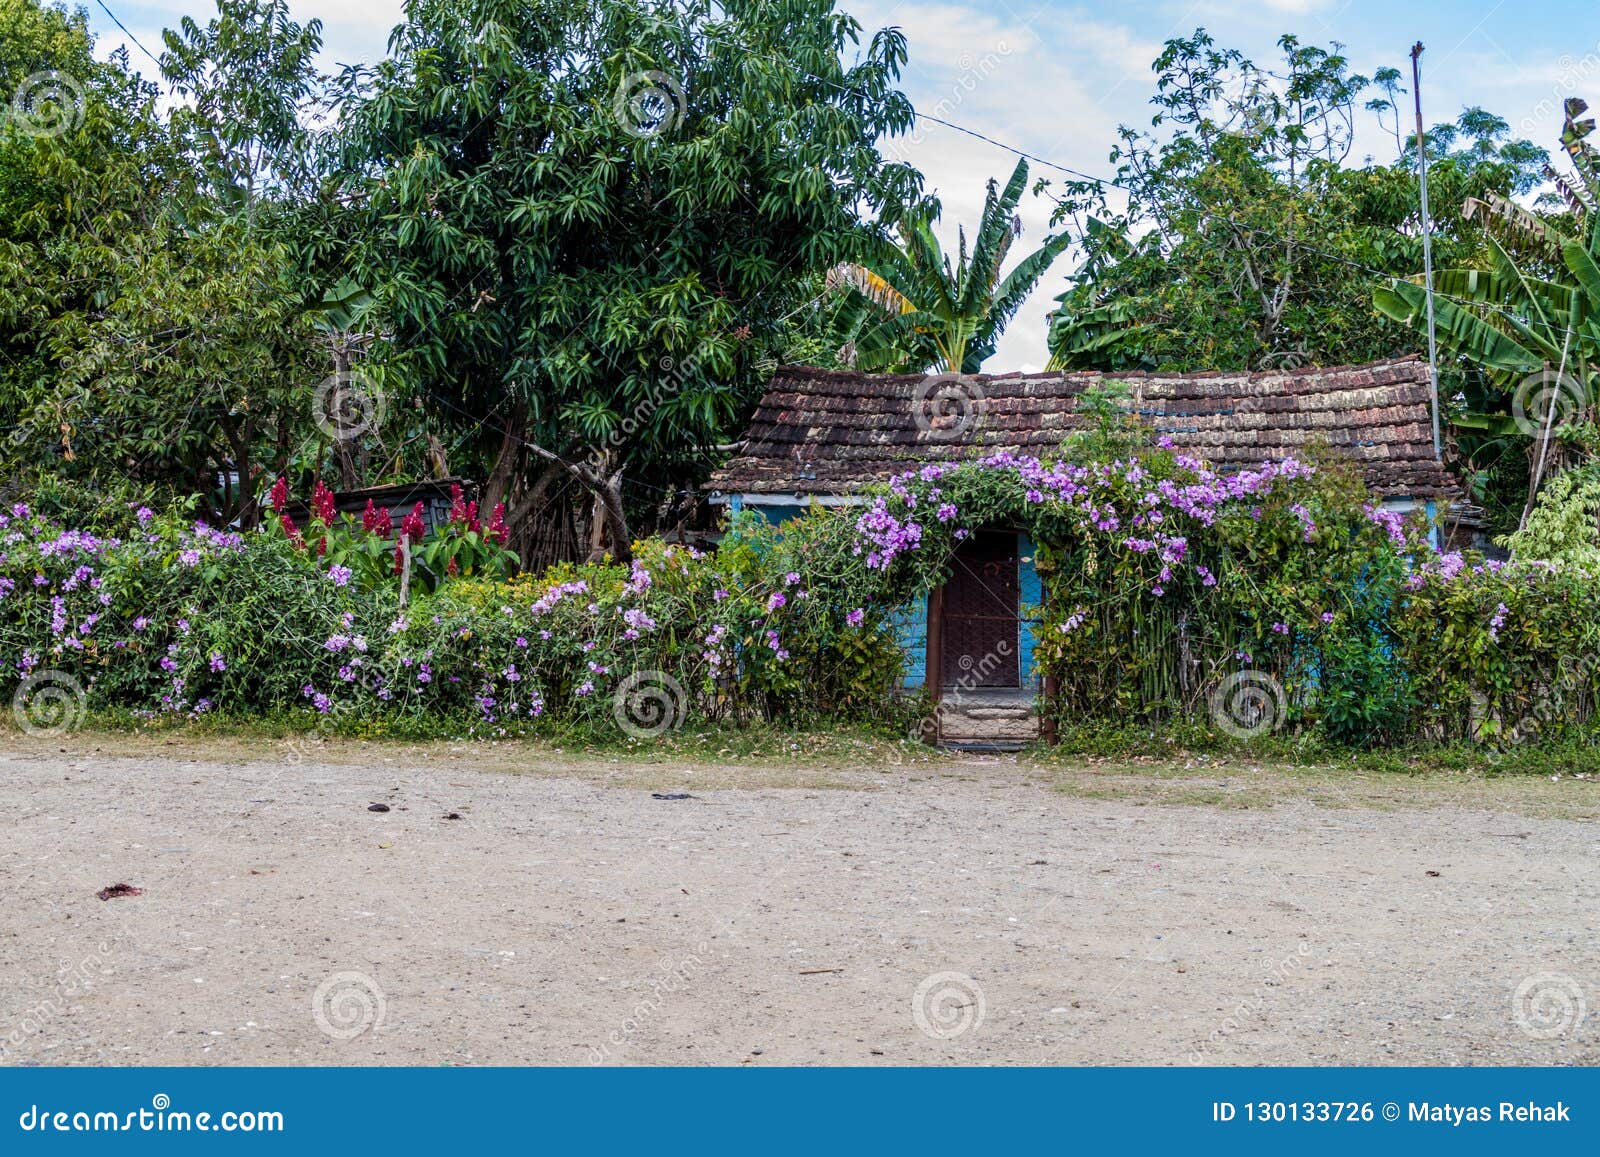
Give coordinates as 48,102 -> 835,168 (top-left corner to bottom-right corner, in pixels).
912,113 -> 1128,190
92,0 -> 162,69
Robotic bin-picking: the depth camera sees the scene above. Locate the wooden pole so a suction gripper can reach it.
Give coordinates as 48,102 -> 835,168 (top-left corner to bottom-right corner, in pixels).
1410,42 -> 1444,461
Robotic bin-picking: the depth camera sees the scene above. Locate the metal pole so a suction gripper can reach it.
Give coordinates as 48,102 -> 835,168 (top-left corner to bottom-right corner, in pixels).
1411,42 -> 1444,460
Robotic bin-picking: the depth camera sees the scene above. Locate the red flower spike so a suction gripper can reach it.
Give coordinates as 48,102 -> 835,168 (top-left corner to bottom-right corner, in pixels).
400,502 -> 426,544
280,512 -> 303,548
268,476 -> 289,514
487,502 -> 508,546
448,483 -> 468,525
465,500 -> 480,533
311,480 -> 337,526
361,499 -> 393,538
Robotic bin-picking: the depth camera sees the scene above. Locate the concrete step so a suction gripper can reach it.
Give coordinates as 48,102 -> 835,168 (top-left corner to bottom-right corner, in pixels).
937,689 -> 1039,746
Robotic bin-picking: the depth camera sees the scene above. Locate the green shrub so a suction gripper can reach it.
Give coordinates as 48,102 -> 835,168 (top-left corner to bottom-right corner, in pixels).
0,501 -> 903,737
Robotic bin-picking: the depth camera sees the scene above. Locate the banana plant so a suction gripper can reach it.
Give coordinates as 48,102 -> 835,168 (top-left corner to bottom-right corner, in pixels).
829,158 -> 1071,374
1374,98 -> 1599,486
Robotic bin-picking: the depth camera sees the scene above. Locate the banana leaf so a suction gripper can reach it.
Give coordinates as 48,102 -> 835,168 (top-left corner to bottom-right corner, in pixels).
1374,280 -> 1543,373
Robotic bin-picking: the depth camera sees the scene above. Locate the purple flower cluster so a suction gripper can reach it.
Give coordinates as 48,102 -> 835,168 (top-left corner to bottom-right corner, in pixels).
529,579 -> 589,617
1362,504 -> 1409,548
852,450 -> 1322,594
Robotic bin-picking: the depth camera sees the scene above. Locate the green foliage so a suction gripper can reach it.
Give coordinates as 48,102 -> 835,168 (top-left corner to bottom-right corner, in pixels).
0,0 -> 341,525
1375,98 -> 1600,528
332,0 -> 923,552
1046,30 -> 1549,373
1394,557 -> 1600,745
159,0 -> 323,205
1499,463 -> 1600,566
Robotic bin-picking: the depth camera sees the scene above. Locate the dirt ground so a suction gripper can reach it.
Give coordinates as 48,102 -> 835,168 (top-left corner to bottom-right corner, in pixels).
1,732 -> 1596,1066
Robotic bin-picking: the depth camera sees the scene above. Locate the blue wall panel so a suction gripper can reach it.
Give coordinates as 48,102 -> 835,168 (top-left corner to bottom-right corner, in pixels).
893,594 -> 929,688
1018,533 -> 1042,686
739,501 -> 807,526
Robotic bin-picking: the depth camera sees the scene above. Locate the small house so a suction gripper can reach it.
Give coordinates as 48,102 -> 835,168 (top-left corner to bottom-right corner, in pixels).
708,357 -> 1460,745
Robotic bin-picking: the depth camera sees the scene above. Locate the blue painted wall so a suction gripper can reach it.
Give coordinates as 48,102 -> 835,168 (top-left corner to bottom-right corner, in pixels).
892,594 -> 930,688
1018,534 -> 1042,686
740,501 -> 806,526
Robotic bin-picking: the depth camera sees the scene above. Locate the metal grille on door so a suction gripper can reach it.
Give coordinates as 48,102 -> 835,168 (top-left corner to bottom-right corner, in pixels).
941,530 -> 1020,688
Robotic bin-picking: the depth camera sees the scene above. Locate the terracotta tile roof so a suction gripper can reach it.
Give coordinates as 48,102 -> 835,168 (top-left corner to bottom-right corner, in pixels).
708,357 -> 1459,500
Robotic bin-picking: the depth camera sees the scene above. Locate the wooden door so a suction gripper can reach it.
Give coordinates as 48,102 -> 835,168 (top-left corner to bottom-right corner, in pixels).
940,530 -> 1020,688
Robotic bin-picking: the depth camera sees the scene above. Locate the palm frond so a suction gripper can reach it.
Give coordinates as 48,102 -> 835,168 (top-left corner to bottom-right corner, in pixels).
826,263 -> 917,316
961,158 -> 1029,317
855,310 -> 954,373
1564,240 -> 1600,312
988,228 -> 1074,335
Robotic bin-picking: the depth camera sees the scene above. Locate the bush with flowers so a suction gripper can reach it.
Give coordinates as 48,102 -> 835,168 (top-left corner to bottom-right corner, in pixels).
0,495 -> 906,735
334,523 -> 909,731
1393,554 -> 1600,746
833,405 -> 1600,750
0,499 -> 383,720
837,440 -> 1425,744
5,430 -> 1600,753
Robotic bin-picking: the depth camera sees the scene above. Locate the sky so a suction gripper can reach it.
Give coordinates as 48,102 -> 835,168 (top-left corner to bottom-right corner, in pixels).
84,0 -> 1599,371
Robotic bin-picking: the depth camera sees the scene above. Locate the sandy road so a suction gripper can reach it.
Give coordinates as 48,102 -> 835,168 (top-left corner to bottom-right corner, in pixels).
1,737 -> 1596,1066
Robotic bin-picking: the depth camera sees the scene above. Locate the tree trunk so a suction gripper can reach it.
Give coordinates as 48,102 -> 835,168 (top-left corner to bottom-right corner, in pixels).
482,400 -> 527,514
518,439 -> 632,565
502,461 -> 567,571
582,457 -> 631,564
425,433 -> 451,479
587,490 -> 608,560
331,348 -> 360,490
217,411 -> 259,529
